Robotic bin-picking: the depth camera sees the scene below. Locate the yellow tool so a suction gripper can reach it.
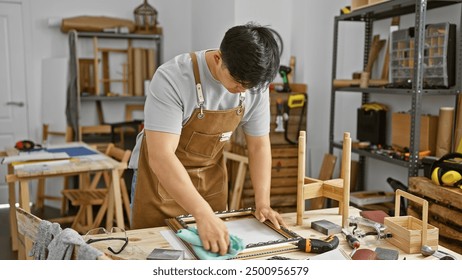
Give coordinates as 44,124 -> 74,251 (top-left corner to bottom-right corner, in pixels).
287,93 -> 305,109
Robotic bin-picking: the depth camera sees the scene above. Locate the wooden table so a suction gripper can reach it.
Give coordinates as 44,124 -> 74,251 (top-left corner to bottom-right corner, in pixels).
88,207 -> 461,260
3,142 -> 126,258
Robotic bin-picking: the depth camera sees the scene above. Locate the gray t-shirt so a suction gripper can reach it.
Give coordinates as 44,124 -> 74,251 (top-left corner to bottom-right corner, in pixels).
128,49 -> 270,169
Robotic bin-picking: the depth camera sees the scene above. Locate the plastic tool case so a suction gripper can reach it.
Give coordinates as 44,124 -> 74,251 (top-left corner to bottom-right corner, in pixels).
390,22 -> 456,89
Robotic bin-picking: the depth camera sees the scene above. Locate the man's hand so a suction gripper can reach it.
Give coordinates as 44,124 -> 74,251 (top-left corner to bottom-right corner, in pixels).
195,212 -> 230,256
255,206 -> 287,229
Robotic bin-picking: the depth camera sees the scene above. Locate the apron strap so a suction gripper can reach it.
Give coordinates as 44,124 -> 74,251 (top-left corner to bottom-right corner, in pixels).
189,52 -> 205,118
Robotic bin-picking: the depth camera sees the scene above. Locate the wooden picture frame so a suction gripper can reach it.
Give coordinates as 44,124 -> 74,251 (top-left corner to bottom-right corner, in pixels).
165,208 -> 302,260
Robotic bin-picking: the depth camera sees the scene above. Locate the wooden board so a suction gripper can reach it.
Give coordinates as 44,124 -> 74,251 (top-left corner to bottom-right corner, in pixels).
409,176 -> 462,210
408,176 -> 462,254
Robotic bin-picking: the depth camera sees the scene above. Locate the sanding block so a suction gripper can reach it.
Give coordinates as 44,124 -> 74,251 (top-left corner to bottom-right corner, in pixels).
375,247 -> 399,260
311,219 -> 342,235
360,210 -> 390,224
147,248 -> 184,260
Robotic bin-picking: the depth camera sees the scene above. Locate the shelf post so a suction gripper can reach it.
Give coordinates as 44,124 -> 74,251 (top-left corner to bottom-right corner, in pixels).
409,0 -> 428,177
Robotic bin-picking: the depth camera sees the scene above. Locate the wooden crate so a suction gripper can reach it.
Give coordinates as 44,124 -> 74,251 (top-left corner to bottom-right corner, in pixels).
228,83 -> 307,213
351,0 -> 388,11
384,189 -> 438,254
230,144 -> 299,213
408,176 -> 462,254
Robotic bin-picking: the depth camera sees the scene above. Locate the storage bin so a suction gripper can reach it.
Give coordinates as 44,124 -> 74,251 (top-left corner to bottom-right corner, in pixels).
390,22 -> 456,88
357,108 -> 386,145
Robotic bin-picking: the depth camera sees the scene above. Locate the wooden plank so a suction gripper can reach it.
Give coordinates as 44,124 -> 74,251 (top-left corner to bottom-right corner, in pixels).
271,146 -> 298,157
409,200 -> 462,229
271,167 -> 298,178
409,176 -> 462,210
272,158 -> 298,168
407,206 -> 462,254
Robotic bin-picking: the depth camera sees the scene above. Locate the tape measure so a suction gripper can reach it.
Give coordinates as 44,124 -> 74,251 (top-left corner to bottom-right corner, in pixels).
15,140 -> 41,151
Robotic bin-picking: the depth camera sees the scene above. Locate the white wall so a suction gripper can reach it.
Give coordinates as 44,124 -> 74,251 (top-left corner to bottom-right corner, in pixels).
26,0 -> 192,135
16,0 -> 462,208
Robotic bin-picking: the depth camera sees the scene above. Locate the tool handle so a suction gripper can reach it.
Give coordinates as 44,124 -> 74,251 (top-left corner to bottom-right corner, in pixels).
345,234 -> 360,249
393,189 -> 429,246
310,236 -> 340,254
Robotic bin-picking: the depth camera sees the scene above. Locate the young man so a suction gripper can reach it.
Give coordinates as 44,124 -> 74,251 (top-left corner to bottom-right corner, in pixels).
129,22 -> 287,256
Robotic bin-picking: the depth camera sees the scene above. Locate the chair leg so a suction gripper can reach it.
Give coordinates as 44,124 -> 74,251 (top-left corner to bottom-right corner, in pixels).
36,178 -> 46,211
92,197 -> 109,229
60,176 -> 70,215
120,179 -> 131,224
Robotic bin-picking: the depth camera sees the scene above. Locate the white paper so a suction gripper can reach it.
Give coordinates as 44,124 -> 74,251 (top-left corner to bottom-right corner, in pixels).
1,152 -> 69,164
160,230 -> 195,260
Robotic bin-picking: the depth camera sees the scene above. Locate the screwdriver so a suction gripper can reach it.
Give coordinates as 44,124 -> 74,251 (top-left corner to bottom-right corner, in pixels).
297,235 -> 339,254
341,228 -> 360,250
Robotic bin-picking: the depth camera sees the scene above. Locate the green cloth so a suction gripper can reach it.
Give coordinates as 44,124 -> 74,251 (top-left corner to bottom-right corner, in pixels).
176,227 -> 245,260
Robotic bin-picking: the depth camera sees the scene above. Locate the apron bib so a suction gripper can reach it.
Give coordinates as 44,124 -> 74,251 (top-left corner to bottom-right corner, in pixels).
132,52 -> 245,229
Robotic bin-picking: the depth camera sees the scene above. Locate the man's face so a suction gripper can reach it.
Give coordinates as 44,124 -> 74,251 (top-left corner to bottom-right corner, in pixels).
216,57 -> 247,94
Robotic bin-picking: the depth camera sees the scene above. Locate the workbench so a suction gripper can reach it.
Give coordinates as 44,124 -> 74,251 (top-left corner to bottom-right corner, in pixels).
3,142 -> 126,258
88,207 -> 461,260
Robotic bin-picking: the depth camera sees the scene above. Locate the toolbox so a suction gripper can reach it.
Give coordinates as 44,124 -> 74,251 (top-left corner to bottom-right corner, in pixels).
384,189 -> 438,254
357,108 -> 386,145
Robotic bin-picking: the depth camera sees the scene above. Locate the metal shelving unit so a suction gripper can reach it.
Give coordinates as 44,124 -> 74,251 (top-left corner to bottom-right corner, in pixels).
329,0 -> 462,188
67,31 -> 162,141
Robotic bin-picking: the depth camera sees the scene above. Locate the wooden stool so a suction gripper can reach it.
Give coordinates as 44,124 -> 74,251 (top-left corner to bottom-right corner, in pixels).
296,131 -> 351,227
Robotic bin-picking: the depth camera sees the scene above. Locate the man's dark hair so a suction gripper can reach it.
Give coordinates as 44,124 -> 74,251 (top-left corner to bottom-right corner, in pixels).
220,22 -> 280,92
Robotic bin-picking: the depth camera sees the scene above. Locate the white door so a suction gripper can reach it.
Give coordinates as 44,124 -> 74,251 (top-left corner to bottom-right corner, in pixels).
0,1 -> 29,205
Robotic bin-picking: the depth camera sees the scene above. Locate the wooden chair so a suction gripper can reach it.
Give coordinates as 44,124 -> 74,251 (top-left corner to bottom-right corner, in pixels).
79,125 -> 112,152
308,153 -> 337,210
224,151 -> 248,210
35,124 -> 74,216
296,131 -> 351,228
62,143 -> 131,233
116,104 -> 144,148
15,207 -> 109,260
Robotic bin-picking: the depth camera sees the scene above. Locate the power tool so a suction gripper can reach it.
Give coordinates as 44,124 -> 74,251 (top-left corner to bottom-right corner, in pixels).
277,65 -> 292,92
297,235 -> 339,254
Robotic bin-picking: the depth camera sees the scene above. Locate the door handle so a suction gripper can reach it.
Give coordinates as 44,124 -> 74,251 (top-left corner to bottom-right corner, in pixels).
6,101 -> 24,107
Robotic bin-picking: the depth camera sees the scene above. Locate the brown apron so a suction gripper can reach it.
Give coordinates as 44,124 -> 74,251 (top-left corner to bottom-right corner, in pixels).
131,52 -> 245,229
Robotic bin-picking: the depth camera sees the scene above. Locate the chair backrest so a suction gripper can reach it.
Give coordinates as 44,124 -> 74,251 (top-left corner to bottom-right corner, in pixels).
42,123 -> 72,145
104,143 -> 131,176
16,207 -> 110,260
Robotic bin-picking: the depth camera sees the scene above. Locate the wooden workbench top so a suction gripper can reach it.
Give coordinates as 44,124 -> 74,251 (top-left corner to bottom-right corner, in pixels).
89,207 -> 461,260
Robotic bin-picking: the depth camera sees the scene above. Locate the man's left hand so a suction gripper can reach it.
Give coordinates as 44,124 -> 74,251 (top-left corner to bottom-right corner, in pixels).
255,206 -> 287,229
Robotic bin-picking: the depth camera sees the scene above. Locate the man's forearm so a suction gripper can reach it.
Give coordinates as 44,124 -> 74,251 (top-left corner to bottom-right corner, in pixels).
246,135 -> 272,208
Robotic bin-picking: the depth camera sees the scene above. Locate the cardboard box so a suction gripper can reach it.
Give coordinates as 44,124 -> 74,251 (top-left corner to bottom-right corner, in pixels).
351,0 -> 388,11
391,112 -> 438,154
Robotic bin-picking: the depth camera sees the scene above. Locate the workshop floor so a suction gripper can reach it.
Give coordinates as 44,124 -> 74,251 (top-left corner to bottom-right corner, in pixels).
0,206 -> 67,260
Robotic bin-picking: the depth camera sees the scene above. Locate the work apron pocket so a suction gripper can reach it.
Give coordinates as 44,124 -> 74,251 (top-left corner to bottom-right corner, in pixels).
184,131 -> 223,158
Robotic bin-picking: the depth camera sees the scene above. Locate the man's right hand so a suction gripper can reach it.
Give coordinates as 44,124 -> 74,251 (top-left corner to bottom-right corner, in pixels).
195,212 -> 230,256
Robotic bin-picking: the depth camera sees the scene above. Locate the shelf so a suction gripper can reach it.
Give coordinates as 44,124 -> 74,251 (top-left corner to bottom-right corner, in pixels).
332,141 -> 422,168
334,87 -> 460,95
81,95 -> 146,102
338,0 -> 462,21
76,32 -> 162,40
